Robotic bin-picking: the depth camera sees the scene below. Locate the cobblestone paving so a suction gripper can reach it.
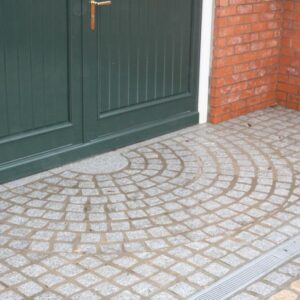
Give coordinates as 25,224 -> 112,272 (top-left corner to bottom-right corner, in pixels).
0,107 -> 299,299
232,255 -> 300,299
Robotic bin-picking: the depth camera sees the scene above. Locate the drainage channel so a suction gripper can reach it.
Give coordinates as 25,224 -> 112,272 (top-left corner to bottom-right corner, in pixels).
189,235 -> 300,300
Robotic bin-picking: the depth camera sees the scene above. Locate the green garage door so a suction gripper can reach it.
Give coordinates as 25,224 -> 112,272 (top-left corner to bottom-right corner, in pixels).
0,0 -> 201,183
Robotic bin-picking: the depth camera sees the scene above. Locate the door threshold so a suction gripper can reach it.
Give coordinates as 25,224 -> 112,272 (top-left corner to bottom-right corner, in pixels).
0,112 -> 199,184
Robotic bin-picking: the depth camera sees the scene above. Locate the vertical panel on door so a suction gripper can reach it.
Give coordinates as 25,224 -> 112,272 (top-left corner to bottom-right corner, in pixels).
83,0 -> 200,141
96,0 -> 191,113
0,0 -> 82,165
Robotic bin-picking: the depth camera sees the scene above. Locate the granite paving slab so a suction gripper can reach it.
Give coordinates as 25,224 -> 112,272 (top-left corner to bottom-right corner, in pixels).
0,106 -> 299,299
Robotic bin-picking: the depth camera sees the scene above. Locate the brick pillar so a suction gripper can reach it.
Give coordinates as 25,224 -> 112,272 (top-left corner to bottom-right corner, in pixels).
277,0 -> 300,111
210,0 -> 282,123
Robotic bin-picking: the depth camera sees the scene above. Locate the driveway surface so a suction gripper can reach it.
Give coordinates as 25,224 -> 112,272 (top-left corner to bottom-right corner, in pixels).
0,106 -> 299,299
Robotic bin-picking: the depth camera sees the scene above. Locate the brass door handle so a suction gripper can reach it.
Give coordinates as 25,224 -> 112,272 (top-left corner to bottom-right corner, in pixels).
91,0 -> 112,6
90,1 -> 112,31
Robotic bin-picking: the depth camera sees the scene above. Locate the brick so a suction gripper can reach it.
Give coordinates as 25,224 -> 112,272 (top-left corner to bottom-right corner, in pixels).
277,91 -> 287,101
235,44 -> 250,54
216,6 -> 237,17
251,41 -> 265,51
277,83 -> 298,94
214,46 -> 235,58
253,3 -> 273,13
218,0 -> 229,7
237,5 -> 252,14
291,39 -> 300,48
295,2 -> 300,11
227,14 -> 259,26
212,66 -> 234,78
217,24 -> 251,37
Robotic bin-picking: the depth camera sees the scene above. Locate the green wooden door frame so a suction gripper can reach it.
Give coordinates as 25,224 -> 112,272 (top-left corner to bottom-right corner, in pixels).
0,0 -> 202,184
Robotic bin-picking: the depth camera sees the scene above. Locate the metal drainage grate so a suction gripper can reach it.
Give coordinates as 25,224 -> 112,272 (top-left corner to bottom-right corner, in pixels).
189,235 -> 300,300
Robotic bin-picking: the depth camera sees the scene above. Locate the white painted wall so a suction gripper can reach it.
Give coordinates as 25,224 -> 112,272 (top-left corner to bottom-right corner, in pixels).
198,0 -> 215,124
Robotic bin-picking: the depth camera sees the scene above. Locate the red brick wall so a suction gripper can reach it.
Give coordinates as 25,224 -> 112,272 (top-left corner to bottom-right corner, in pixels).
210,0 -> 282,123
277,0 -> 300,110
